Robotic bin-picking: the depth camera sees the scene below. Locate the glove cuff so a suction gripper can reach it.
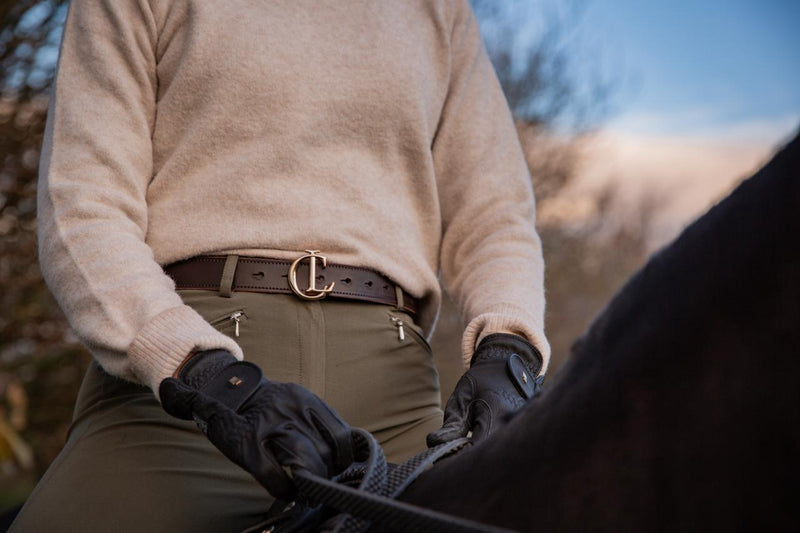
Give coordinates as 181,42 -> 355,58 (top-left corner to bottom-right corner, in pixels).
163,350 -> 264,414
177,349 -> 239,390
472,333 -> 543,376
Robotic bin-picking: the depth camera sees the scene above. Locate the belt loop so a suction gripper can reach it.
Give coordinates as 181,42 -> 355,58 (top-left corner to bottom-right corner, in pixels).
218,255 -> 239,298
394,285 -> 405,312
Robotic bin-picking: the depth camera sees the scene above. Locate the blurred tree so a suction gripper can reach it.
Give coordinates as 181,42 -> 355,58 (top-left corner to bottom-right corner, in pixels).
0,0 -> 647,510
0,0 -> 86,502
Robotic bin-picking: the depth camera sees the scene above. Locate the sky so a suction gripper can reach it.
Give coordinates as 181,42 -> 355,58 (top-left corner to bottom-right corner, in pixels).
496,0 -> 799,247
582,0 -> 800,140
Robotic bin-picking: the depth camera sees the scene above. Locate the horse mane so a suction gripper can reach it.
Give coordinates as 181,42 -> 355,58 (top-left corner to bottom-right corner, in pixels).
403,131 -> 800,531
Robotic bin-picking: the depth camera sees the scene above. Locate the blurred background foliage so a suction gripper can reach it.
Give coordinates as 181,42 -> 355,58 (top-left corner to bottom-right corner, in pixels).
0,0 -> 649,511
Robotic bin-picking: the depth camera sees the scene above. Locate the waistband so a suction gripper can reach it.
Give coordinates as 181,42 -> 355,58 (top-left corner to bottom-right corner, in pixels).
164,254 -> 419,316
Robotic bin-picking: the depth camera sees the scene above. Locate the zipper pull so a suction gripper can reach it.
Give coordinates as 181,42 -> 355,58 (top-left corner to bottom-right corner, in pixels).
390,316 -> 405,341
230,311 -> 245,337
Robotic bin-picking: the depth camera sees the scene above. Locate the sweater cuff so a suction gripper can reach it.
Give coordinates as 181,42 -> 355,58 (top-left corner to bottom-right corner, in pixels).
462,304 -> 550,375
128,305 -> 244,396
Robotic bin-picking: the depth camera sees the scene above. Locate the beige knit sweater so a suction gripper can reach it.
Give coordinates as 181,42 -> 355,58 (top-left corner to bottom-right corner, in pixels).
38,0 -> 549,395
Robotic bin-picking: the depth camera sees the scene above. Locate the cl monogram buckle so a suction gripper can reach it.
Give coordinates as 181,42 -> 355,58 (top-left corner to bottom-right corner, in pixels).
288,250 -> 335,300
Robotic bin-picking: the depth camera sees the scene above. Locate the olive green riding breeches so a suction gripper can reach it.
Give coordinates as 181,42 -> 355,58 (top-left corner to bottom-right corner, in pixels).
11,292 -> 443,532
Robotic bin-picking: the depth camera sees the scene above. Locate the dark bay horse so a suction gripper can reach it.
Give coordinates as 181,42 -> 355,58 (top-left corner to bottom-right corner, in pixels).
401,132 -> 800,532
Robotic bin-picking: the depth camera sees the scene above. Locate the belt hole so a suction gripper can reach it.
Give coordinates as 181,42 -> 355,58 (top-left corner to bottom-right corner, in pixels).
365,280 -> 373,287
342,278 -> 352,284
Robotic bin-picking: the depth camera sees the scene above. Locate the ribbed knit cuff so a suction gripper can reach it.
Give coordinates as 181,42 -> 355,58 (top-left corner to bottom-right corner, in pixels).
128,305 -> 244,397
462,304 -> 550,375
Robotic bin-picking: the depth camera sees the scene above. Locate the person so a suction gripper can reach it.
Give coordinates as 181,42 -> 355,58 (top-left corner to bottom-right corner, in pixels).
11,0 -> 550,531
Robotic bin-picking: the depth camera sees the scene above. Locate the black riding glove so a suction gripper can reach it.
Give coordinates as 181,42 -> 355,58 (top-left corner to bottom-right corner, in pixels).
427,333 -> 544,447
159,349 -> 354,500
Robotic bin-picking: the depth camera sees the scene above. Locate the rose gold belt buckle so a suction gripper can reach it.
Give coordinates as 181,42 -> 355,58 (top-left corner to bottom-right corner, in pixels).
287,250 -> 335,301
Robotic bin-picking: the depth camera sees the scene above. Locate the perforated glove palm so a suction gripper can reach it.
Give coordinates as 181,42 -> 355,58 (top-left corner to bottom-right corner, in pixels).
427,333 -> 544,446
159,350 -> 354,500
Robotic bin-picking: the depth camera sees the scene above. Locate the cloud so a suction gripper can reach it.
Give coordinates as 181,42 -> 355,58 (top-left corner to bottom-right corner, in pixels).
564,116 -> 798,249
610,111 -> 800,144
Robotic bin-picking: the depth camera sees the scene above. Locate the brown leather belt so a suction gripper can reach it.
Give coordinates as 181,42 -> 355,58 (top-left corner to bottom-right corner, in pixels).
164,255 -> 419,316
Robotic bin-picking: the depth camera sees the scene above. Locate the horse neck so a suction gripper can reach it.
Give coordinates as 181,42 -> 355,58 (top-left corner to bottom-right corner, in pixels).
529,130 -> 800,527
402,132 -> 800,531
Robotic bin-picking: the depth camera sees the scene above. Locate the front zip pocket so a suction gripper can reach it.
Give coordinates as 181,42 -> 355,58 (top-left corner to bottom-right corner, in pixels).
209,310 -> 248,337
388,313 -> 432,354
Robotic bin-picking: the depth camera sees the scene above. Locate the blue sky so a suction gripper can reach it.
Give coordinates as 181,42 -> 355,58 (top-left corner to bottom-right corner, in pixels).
475,0 -> 799,245
577,0 -> 800,137
476,0 -> 799,140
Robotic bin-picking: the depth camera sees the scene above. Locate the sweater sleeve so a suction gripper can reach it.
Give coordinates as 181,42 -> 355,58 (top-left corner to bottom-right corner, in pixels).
434,0 -> 550,373
37,0 -> 243,394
